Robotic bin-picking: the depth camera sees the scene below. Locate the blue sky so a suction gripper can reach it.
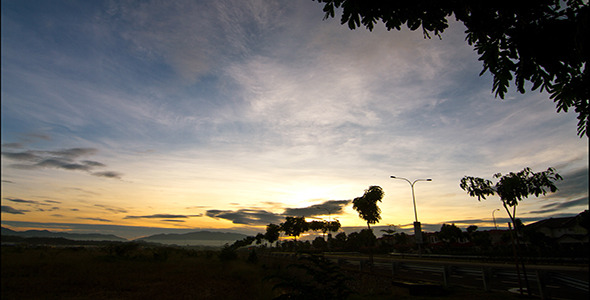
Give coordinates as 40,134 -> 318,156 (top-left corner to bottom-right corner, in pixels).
1,0 -> 588,239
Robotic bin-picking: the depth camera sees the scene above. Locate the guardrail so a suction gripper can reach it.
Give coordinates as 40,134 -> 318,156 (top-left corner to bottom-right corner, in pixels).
264,251 -> 588,298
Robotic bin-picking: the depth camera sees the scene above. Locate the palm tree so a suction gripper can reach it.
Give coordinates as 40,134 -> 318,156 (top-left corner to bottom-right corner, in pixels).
352,186 -> 384,230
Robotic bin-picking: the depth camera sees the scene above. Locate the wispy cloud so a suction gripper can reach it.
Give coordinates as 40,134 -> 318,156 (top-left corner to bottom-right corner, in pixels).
1,206 -> 28,214
206,200 -> 352,225
124,214 -> 202,219
528,197 -> 589,214
78,217 -> 112,222
2,147 -> 123,179
206,209 -> 283,225
283,200 -> 351,217
94,204 -> 128,214
4,198 -> 48,205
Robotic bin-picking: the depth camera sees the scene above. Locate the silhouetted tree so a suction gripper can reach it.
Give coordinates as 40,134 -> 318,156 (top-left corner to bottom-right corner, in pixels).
438,223 -> 463,243
466,225 -> 478,235
325,220 -> 341,235
381,226 -> 396,238
330,232 -> 347,249
265,223 -> 281,247
313,0 -> 590,137
352,185 -> 384,230
281,216 -> 309,241
312,236 -> 328,250
460,167 -> 562,296
472,231 -> 492,250
460,167 -> 562,229
309,220 -> 326,238
255,233 -> 265,245
576,210 -> 590,231
346,229 -> 377,252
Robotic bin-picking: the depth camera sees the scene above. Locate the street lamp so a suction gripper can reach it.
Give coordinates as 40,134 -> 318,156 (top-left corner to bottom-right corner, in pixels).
316,207 -> 334,222
492,208 -> 500,230
390,176 -> 432,248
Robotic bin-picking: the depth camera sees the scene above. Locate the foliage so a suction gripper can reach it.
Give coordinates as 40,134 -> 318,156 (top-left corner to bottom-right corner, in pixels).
438,223 -> 463,243
380,227 -> 396,237
265,223 -> 281,245
471,231 -> 492,250
325,220 -> 341,234
314,0 -> 590,137
268,255 -> 351,300
576,209 -> 590,231
460,167 -> 562,225
219,244 -> 238,261
311,236 -> 328,250
280,217 -> 309,240
466,225 -> 478,235
2,245 -> 274,299
308,220 -> 325,232
329,232 -> 348,249
352,185 -> 384,229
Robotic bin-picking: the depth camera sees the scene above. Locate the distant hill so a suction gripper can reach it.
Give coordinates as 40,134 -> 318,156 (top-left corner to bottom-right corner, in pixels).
136,231 -> 247,242
1,227 -> 127,242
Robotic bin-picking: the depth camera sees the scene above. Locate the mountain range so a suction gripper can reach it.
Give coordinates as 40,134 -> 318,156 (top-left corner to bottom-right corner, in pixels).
135,231 -> 247,242
1,227 -> 247,243
1,227 -> 127,241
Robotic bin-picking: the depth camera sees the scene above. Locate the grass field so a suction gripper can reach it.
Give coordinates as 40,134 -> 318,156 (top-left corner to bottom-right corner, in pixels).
1,244 -> 525,299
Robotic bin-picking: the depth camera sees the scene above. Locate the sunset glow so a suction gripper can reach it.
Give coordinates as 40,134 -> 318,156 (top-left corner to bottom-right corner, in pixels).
2,0 -> 587,240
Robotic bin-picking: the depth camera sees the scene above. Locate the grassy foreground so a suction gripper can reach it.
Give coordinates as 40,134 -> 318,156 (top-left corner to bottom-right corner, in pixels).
2,245 -> 523,299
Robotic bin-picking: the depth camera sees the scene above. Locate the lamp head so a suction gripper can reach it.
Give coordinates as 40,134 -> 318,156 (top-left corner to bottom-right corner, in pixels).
390,176 -> 396,178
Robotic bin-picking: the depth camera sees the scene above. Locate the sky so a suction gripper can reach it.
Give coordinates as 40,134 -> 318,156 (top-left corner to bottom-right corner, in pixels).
1,0 -> 588,240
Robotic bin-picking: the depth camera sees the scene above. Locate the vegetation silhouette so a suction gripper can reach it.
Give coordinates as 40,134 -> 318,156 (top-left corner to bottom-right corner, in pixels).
266,255 -> 352,300
460,166 -> 563,296
280,216 -> 309,241
460,167 -> 562,232
352,185 -> 384,230
313,0 -> 590,137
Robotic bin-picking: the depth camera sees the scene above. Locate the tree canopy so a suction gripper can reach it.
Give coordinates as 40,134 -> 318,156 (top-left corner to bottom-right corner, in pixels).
352,185 -> 384,229
314,0 -> 589,137
460,167 -> 562,225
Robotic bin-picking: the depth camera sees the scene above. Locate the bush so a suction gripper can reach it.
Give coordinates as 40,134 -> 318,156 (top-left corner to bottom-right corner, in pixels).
218,245 -> 238,261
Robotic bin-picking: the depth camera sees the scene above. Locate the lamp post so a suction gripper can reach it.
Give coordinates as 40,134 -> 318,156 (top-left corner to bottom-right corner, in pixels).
316,207 -> 334,222
492,208 -> 500,230
390,176 -> 432,250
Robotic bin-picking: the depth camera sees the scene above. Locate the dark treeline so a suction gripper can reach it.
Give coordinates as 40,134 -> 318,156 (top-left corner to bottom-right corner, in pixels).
224,211 -> 589,261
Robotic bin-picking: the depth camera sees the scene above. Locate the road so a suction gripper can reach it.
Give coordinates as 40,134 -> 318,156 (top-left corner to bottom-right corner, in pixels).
323,253 -> 589,300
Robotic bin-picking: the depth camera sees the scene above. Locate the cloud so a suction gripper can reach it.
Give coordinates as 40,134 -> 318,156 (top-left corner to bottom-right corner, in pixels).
124,214 -> 202,219
44,200 -> 61,204
24,132 -> 51,141
548,167 -> 589,200
46,148 -> 97,158
1,151 -> 41,161
1,206 -> 27,214
4,198 -> 50,206
78,217 -> 112,222
92,171 -> 123,179
82,160 -> 106,167
1,143 -> 24,149
206,209 -> 283,225
37,158 -> 93,171
1,180 -> 15,184
528,197 -> 589,214
283,200 -> 351,217
94,204 -> 127,214
2,147 -> 123,179
206,200 -> 352,225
